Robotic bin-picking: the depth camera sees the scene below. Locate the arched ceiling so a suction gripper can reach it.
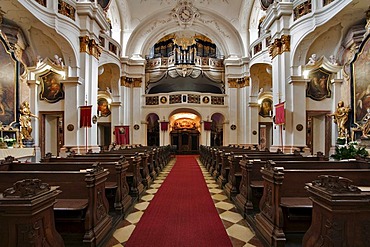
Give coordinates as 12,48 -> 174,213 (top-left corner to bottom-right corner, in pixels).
113,0 -> 255,58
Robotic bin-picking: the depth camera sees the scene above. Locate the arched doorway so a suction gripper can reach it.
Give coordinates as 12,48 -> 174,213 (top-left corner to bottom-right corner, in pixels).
169,112 -> 200,154
210,113 -> 224,146
147,113 -> 160,146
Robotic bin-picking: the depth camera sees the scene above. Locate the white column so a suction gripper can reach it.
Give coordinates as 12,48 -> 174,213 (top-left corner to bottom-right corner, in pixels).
289,76 -> 307,149
27,80 -> 41,161
110,101 -> 121,144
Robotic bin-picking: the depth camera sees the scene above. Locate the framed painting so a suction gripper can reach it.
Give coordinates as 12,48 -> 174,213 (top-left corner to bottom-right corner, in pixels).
40,70 -> 64,103
306,68 -> 331,101
0,34 -> 18,125
259,98 -> 273,117
97,97 -> 111,117
351,34 -> 370,125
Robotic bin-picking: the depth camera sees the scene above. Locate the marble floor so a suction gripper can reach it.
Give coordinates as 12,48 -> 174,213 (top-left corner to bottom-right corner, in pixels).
104,157 -> 263,247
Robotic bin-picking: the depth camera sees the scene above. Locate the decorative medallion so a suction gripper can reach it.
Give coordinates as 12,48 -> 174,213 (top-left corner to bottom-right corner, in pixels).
230,124 -> 236,130
203,96 -> 210,104
178,5 -> 194,23
172,1 -> 199,28
160,96 -> 167,104
67,124 -> 74,131
134,124 -> 140,130
296,124 -> 304,131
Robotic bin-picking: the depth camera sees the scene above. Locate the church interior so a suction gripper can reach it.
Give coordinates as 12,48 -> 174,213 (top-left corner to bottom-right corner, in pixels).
1,0 -> 370,246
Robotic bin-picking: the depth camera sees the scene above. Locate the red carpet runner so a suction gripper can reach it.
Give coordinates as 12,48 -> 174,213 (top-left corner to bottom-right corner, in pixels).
125,155 -> 232,247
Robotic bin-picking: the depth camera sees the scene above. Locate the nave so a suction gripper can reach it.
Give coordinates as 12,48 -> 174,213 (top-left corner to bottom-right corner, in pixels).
105,155 -> 263,247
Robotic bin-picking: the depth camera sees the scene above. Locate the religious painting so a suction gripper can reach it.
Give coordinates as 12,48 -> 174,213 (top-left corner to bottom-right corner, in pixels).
97,97 -> 111,117
306,68 -> 331,101
40,70 -> 64,103
259,98 -> 273,117
0,35 -> 18,125
352,34 -> 370,124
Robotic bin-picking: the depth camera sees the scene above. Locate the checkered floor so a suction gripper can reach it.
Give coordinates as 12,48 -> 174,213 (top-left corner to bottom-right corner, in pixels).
104,157 -> 263,247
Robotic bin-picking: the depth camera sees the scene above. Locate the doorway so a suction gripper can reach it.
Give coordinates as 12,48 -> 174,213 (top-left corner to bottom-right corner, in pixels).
170,130 -> 199,153
259,123 -> 272,150
306,111 -> 331,156
98,123 -> 111,151
147,113 -> 160,146
40,112 -> 64,157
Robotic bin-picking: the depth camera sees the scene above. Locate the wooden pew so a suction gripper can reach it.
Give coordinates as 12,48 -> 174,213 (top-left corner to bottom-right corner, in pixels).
42,154 -> 145,201
302,175 -> 370,247
99,151 -> 153,187
235,157 -> 368,218
254,162 -> 370,247
215,149 -> 272,188
219,151 -> 323,194
224,154 -> 244,199
0,179 -> 64,247
0,164 -> 112,247
2,158 -> 132,216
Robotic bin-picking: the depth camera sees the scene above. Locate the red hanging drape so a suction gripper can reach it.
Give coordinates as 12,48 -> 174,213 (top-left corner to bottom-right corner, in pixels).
204,121 -> 212,131
79,105 -> 92,128
275,102 -> 285,125
115,126 -> 130,145
160,122 -> 169,131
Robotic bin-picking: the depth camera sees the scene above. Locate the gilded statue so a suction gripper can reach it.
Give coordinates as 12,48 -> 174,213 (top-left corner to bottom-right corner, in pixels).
328,101 -> 350,138
19,101 -> 38,141
360,108 -> 370,138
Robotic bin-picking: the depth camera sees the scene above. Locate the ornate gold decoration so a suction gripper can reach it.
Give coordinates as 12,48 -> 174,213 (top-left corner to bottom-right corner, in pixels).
79,36 -> 90,53
293,0 -> 312,21
211,96 -> 224,105
58,0 -> 75,21
89,39 -> 102,59
35,0 -> 47,7
79,36 -> 102,59
228,77 -> 249,88
146,96 -> 159,105
281,35 -> 290,53
269,35 -> 290,58
122,77 -> 142,87
160,96 -> 167,104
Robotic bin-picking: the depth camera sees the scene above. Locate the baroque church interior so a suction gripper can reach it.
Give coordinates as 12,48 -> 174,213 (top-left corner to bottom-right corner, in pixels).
1,0 -> 370,246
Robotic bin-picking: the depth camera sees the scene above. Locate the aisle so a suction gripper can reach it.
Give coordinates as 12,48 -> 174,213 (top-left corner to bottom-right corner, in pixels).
105,155 -> 262,247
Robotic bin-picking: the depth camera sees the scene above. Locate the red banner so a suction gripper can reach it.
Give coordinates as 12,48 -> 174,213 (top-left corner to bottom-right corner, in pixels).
204,121 -> 212,131
160,121 -> 169,131
115,126 -> 130,145
80,105 -> 92,128
274,102 -> 285,125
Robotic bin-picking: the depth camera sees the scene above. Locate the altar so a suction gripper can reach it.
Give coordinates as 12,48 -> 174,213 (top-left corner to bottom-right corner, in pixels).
0,148 -> 35,161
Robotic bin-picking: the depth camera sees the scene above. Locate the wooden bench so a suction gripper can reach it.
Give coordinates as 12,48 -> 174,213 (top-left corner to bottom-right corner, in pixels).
216,149 -> 273,188
254,162 -> 370,247
224,154 -> 244,199
0,165 -> 112,247
234,156 -> 361,218
0,179 -> 64,247
42,154 -> 145,201
2,157 -> 132,216
303,175 -> 370,247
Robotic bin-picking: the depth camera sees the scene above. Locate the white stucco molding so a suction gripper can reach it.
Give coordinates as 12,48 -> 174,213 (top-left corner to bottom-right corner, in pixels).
125,7 -> 245,59
290,0 -> 355,69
